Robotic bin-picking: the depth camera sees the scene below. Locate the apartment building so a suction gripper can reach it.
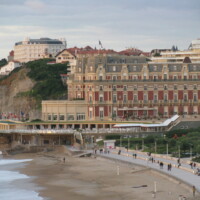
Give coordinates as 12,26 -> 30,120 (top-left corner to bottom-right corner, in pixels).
14,37 -> 66,63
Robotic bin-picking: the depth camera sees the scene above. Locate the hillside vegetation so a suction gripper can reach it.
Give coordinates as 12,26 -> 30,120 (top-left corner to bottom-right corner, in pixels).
18,59 -> 69,101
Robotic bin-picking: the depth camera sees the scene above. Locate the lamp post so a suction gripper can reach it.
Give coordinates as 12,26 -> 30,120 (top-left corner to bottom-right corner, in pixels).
178,144 -> 181,159
128,137 -> 130,152
120,136 -> 122,149
154,140 -> 157,153
142,139 -> 144,151
166,142 -> 169,157
189,143 -> 193,160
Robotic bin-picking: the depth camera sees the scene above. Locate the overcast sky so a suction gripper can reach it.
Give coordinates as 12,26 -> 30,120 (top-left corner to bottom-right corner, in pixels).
0,0 -> 200,59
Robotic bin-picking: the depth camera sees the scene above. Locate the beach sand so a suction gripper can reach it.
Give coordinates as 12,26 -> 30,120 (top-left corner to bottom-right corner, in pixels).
11,151 -> 199,200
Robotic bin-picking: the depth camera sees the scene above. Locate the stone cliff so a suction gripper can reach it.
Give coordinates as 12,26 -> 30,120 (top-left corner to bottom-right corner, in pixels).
0,67 -> 41,120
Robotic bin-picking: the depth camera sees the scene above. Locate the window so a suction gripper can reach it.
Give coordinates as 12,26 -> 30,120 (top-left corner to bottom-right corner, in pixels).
76,113 -> 85,120
154,66 -> 157,71
144,94 -> 147,103
154,95 -> 158,103
53,114 -> 57,120
48,114 -> 51,121
123,95 -> 127,103
154,85 -> 157,90
89,111 -> 93,119
164,94 -> 168,102
99,76 -> 103,80
144,85 -> 147,90
194,94 -> 197,102
184,94 -> 187,102
89,95 -> 92,102
164,85 -> 167,90
194,84 -> 197,89
67,114 -> 74,120
123,85 -> 127,91
113,94 -> 117,103
174,85 -> 177,90
100,109 -> 104,119
184,85 -> 187,90
99,85 -> 103,91
90,66 -> 93,72
164,74 -> 167,80
113,66 -> 116,71
99,95 -> 104,102
113,75 -> 117,81
78,67 -> 81,72
174,94 -> 178,102
173,75 -> 177,80
193,65 -> 197,71
134,95 -> 138,102
134,85 -> 137,90
133,66 -> 137,71
59,115 -> 64,120
113,85 -> 116,91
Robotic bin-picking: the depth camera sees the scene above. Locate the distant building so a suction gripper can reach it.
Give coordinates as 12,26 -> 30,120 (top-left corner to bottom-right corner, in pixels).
7,50 -> 14,62
151,38 -> 200,63
14,37 -> 66,63
0,61 -> 21,75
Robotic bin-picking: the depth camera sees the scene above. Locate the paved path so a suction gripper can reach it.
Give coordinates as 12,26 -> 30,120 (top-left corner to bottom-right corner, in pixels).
95,149 -> 200,193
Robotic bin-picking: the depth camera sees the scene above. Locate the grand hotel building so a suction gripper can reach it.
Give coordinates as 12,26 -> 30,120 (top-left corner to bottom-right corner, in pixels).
42,51 -> 200,122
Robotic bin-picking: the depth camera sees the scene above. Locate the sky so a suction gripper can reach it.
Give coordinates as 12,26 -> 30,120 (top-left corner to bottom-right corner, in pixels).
0,0 -> 200,59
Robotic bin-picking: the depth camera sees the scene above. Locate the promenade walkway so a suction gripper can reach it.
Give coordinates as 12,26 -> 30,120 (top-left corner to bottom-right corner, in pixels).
95,149 -> 200,193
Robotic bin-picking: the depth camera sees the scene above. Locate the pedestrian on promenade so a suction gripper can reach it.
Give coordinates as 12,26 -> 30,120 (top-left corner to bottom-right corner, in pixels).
190,162 -> 193,169
63,157 -> 65,163
118,150 -> 121,155
169,163 -> 172,171
192,185 -> 196,197
160,162 -> 163,169
135,153 -> 137,159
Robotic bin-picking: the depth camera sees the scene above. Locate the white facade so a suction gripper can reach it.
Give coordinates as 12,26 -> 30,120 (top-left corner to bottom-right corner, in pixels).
0,61 -> 22,75
14,37 -> 66,63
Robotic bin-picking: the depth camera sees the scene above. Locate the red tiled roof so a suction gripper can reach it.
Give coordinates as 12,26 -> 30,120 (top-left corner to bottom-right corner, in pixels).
77,49 -> 117,55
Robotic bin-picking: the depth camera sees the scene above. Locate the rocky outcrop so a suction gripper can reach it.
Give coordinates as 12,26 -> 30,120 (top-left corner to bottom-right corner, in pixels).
0,67 -> 41,120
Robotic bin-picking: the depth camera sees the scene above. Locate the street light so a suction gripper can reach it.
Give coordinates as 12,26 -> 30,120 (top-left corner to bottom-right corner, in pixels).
154,140 -> 157,153
120,136 -> 122,149
142,139 -> 144,151
166,142 -> 169,157
128,137 -> 130,152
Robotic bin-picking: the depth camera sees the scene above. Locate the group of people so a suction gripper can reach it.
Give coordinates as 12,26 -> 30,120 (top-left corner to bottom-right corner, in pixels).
189,162 -> 196,169
97,148 -> 110,154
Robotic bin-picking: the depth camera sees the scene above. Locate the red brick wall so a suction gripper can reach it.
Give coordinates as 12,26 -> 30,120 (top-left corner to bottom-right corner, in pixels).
178,91 -> 183,100
158,91 -> 163,100
95,92 -> 99,101
148,91 -> 153,100
117,91 -> 123,101
104,92 -> 108,101
158,107 -> 164,115
128,91 -> 133,100
168,91 -> 173,100
104,106 -> 108,116
95,106 -> 99,117
138,91 -> 143,100
188,90 -> 193,100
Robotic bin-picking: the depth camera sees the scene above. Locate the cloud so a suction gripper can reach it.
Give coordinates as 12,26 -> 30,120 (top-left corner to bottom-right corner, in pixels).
24,0 -> 46,10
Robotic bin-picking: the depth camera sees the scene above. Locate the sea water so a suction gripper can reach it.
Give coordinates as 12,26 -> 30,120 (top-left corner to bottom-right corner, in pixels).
0,159 -> 43,200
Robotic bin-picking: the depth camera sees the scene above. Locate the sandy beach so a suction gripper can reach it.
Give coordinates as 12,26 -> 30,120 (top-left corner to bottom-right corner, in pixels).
9,149 -> 199,200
